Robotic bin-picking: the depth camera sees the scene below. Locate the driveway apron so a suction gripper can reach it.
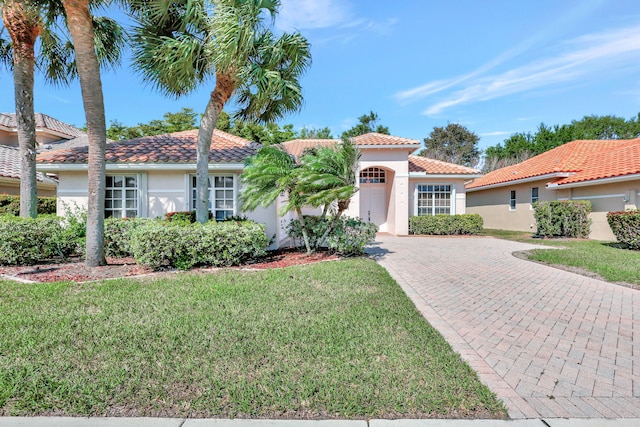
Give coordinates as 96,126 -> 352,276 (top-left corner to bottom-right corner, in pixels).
368,235 -> 640,419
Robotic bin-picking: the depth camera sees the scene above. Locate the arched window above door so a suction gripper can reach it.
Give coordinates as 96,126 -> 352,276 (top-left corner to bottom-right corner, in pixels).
360,167 -> 386,184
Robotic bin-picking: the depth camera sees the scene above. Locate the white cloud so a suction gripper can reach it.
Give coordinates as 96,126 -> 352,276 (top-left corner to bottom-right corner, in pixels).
419,24 -> 640,115
480,131 -> 512,137
277,0 -> 351,31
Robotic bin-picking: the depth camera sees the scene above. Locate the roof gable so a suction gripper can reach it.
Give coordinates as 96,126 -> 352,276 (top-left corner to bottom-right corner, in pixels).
408,155 -> 480,175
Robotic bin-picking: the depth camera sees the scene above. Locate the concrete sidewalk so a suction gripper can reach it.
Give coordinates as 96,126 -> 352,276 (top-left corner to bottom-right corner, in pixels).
2,417 -> 640,426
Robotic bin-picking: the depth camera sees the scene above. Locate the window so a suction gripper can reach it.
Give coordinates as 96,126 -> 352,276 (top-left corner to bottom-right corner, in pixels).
360,167 -> 386,184
417,184 -> 452,215
191,175 -> 235,220
531,187 -> 539,205
510,190 -> 516,210
105,175 -> 138,218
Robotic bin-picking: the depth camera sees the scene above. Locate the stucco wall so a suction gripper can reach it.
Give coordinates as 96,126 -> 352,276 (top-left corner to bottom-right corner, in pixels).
0,179 -> 54,196
466,179 -> 640,240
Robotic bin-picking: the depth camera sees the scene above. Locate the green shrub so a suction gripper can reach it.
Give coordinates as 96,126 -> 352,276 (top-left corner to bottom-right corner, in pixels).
409,214 -> 483,235
607,210 -> 640,249
287,216 -> 377,255
327,217 -> 378,256
533,200 -> 591,238
0,216 -> 63,265
0,195 -> 57,215
104,217 -> 152,257
130,220 -> 268,270
165,210 -> 214,223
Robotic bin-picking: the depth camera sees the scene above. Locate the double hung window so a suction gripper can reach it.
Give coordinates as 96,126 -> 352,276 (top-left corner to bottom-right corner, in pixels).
416,184 -> 452,215
191,175 -> 236,220
105,175 -> 138,218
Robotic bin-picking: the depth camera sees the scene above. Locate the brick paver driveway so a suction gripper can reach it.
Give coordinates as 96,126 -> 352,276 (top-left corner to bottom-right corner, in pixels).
368,234 -> 640,419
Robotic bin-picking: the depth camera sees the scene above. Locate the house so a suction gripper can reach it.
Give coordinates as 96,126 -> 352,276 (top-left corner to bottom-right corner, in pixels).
466,139 -> 640,240
36,129 -> 481,247
0,112 -> 86,196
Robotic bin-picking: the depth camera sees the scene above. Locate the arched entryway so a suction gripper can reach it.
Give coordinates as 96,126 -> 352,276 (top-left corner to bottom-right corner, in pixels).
359,167 -> 393,231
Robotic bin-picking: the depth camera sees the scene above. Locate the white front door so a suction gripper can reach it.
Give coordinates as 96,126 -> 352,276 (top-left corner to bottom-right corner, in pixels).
359,184 -> 387,229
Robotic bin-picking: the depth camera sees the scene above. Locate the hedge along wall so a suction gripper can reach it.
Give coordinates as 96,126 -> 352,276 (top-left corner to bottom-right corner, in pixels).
532,200 -> 592,238
409,214 -> 483,235
607,210 -> 640,249
0,195 -> 57,215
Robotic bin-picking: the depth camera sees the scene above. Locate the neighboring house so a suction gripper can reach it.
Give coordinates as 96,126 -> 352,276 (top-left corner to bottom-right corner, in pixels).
36,130 -> 481,247
0,112 -> 86,196
466,139 -> 640,240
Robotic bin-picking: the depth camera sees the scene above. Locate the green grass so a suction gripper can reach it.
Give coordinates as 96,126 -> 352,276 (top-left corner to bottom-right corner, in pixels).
0,259 -> 505,419
484,229 -> 640,285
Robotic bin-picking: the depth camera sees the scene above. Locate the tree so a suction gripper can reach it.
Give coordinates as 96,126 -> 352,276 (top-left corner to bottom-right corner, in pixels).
240,144 -> 313,253
298,126 -> 333,139
341,111 -> 389,138
419,123 -> 480,167
60,0 -> 115,267
107,108 -> 200,140
131,0 -> 311,223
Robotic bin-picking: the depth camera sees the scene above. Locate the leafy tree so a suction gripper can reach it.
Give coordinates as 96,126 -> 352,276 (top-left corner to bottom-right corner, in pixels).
298,126 -> 333,139
131,0 -> 311,223
107,108 -> 200,140
419,123 -> 480,167
341,111 -> 389,138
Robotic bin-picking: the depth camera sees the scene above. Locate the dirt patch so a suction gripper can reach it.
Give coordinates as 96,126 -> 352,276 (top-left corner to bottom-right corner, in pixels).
0,249 -> 339,284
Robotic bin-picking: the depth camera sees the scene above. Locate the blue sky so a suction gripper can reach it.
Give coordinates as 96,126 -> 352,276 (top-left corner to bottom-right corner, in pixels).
2,0 -> 640,151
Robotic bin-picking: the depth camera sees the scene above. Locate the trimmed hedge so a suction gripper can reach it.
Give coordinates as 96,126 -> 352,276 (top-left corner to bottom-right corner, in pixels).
409,214 -> 483,235
130,220 -> 269,270
104,217 -> 152,257
286,216 -> 378,255
0,195 -> 56,215
533,200 -> 591,238
0,215 -> 82,265
607,210 -> 640,249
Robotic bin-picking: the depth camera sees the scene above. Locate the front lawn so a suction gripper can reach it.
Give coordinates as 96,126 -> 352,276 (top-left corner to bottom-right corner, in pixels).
483,229 -> 640,285
0,258 -> 505,419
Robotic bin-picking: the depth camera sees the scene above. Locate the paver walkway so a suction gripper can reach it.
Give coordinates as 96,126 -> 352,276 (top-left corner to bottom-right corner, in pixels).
368,235 -> 640,419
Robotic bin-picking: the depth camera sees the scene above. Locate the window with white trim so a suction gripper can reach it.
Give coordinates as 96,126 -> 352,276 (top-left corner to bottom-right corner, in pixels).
417,184 -> 452,215
510,190 -> 517,210
191,175 -> 236,220
359,167 -> 386,184
531,187 -> 539,205
105,175 -> 138,218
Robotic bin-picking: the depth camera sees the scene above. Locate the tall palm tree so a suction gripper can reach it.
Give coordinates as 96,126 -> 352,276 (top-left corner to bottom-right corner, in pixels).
131,0 -> 311,223
0,0 -> 123,222
240,144 -> 313,253
60,0 -> 109,267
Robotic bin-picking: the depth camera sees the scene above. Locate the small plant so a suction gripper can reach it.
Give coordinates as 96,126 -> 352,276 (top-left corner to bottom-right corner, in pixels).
409,214 -> 483,235
533,200 -> 591,238
607,210 -> 640,249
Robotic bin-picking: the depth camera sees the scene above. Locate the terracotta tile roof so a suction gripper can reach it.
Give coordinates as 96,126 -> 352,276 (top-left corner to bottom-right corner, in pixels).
408,155 -> 480,175
1,145 -> 49,182
466,139 -> 640,189
0,112 -> 83,138
281,139 -> 337,159
352,132 -> 420,146
36,129 -> 256,164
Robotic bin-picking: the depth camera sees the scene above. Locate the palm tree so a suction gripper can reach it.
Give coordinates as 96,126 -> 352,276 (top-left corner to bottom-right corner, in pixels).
59,0 -> 124,267
0,0 -> 123,222
240,144 -> 313,253
131,0 -> 311,223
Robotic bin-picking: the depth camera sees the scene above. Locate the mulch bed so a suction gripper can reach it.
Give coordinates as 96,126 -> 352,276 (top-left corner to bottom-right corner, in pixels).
0,249 -> 339,284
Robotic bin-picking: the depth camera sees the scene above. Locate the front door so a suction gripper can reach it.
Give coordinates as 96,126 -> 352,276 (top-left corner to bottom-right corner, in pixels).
359,184 -> 386,228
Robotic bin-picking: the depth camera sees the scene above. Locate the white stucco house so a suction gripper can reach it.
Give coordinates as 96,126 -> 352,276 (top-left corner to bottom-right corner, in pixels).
36,129 -> 481,248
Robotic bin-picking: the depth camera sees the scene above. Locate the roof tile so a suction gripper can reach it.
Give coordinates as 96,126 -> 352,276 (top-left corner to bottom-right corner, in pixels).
0,112 -> 83,138
408,155 -> 480,175
1,145 -> 49,182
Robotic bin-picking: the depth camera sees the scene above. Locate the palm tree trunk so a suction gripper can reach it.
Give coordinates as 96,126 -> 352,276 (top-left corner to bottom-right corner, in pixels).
62,0 -> 106,267
2,0 -> 39,218
195,72 -> 234,223
294,207 -> 313,254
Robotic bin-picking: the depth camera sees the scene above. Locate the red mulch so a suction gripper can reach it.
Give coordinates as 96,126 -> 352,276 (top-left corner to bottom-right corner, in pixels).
0,249 -> 338,284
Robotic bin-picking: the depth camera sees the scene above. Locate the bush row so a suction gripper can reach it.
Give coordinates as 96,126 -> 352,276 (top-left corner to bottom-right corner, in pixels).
286,216 -> 377,256
0,215 -> 84,265
409,214 -> 483,235
533,200 -> 591,238
607,210 -> 640,250
0,195 -> 56,215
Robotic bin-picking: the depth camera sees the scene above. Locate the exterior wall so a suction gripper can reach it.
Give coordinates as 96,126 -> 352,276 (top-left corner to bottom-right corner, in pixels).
467,179 -> 640,240
466,180 -> 556,232
0,132 -> 18,146
408,177 -> 472,219
56,171 -> 90,214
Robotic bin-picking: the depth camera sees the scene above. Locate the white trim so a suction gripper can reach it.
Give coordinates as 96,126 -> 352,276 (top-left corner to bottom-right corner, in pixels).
410,173 -> 482,179
147,189 -> 184,194
358,144 -> 420,150
37,163 -> 246,172
139,173 -> 148,217
413,182 -> 456,216
466,172 -> 572,192
509,190 -> 516,211
57,189 -> 88,195
558,194 -> 625,201
184,174 -> 190,210
547,173 -> 640,189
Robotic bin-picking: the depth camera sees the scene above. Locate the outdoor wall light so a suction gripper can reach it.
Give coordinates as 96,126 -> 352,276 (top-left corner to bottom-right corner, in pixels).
622,195 -> 630,203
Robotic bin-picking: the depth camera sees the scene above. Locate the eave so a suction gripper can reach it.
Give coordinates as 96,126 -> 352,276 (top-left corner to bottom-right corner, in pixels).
465,172 -> 572,192
36,162 -> 246,172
